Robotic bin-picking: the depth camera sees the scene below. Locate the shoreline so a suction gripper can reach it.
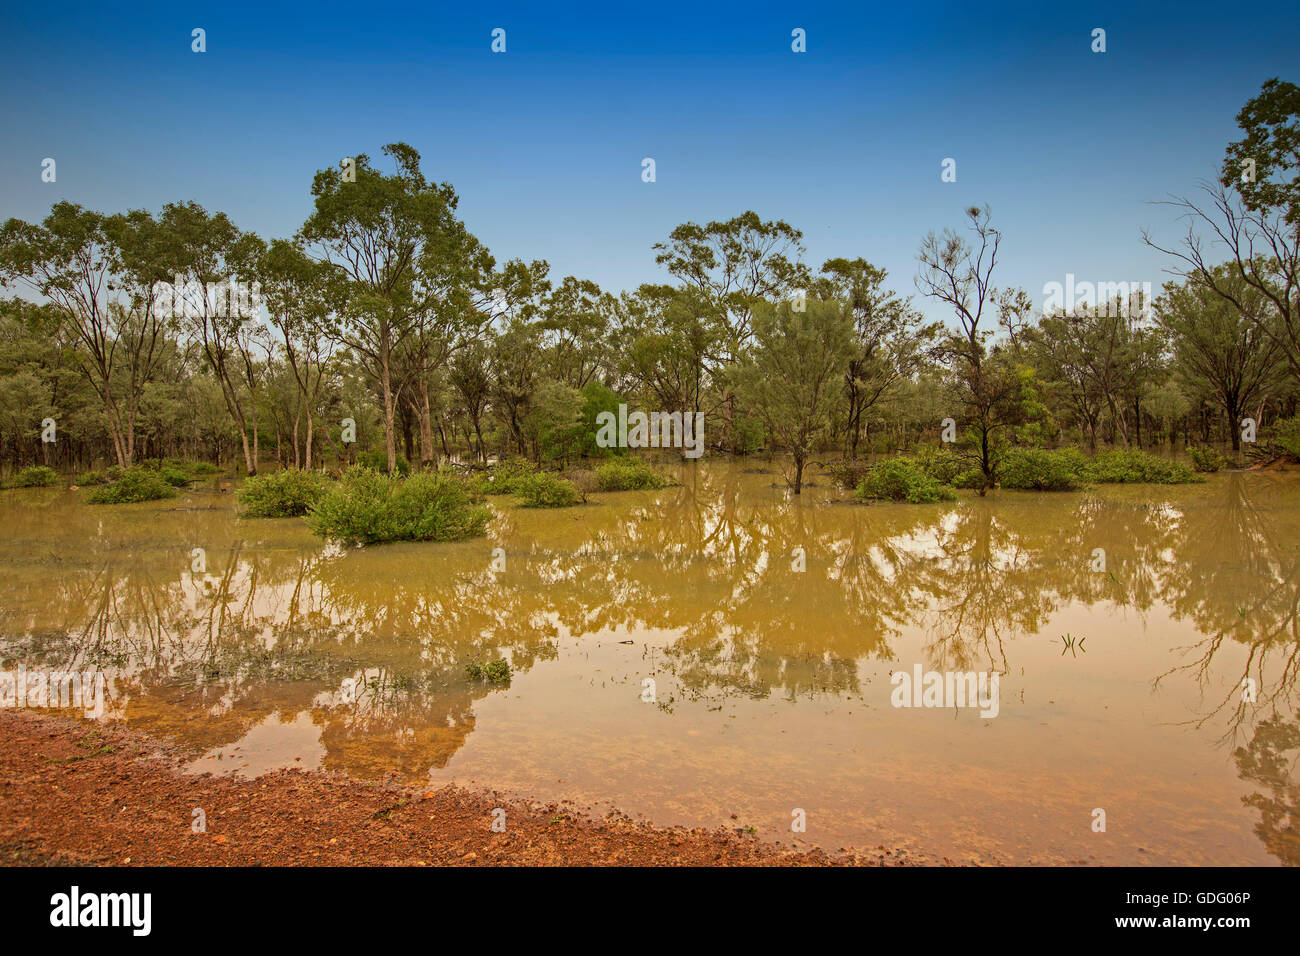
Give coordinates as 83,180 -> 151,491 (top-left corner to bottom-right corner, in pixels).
0,711 -> 917,867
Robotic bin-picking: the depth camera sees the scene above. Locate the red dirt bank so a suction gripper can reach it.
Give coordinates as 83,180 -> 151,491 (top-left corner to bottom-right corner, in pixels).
0,712 -> 912,866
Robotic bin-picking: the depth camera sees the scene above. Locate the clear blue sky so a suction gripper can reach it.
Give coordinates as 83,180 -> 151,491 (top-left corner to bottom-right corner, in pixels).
1,1 -> 1296,322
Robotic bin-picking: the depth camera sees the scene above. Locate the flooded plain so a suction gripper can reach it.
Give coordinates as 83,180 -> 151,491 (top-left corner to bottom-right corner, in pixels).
1,462 -> 1297,865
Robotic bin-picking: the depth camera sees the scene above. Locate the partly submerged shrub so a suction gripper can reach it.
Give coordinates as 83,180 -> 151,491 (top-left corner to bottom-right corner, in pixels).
73,470 -> 109,486
594,458 -> 670,491
478,458 -> 538,495
465,659 -> 512,684
856,458 -> 955,504
307,466 -> 490,545
1084,448 -> 1200,484
12,465 -> 59,488
1188,446 -> 1225,473
825,459 -> 873,491
87,467 -> 178,503
514,471 -> 581,508
998,447 -> 1087,491
237,469 -> 334,517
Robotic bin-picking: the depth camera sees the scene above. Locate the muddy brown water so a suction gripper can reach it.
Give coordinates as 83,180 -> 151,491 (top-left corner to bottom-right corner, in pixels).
1,463 -> 1296,864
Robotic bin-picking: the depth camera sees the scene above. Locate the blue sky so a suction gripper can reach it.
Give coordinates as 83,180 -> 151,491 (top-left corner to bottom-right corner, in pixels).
1,1 -> 1297,323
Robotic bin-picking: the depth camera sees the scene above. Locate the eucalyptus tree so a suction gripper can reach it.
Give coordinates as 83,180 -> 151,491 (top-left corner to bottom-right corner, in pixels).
1157,267 -> 1287,450
916,205 -> 1028,492
1146,79 -> 1300,383
654,212 -> 809,448
813,257 -> 938,457
0,202 -> 171,468
733,299 -> 854,494
157,200 -> 265,474
300,143 -> 492,472
257,238 -> 338,468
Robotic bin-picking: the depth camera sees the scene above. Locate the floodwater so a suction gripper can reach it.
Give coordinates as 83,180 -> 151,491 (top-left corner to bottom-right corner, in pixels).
1,462 -> 1297,865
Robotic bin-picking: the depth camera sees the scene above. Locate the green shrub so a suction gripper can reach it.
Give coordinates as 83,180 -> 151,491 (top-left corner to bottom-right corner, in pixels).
73,470 -> 109,486
483,458 -> 537,495
465,659 -> 512,684
1188,446 -> 1225,473
856,458 -> 956,504
87,467 -> 178,503
237,469 -> 334,517
1084,448 -> 1201,484
188,461 -> 219,476
307,466 -> 491,545
514,471 -> 581,508
356,449 -> 411,476
914,447 -> 965,485
825,459 -> 873,490
998,447 -> 1088,491
12,466 -> 59,488
594,459 -> 670,491
160,465 -> 193,487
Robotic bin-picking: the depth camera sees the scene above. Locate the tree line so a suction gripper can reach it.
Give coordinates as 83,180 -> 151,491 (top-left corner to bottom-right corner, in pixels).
1,81 -> 1297,491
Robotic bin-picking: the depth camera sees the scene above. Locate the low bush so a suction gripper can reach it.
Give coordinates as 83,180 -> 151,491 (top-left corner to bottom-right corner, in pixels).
481,458 -> 538,495
307,466 -> 491,545
825,459 -> 873,490
856,457 -> 956,504
87,467 -> 178,503
998,447 -> 1088,491
73,470 -> 109,486
1084,448 -> 1200,484
465,659 -> 512,684
1188,446 -> 1226,473
237,469 -> 334,517
12,465 -> 59,488
514,471 -> 581,508
593,459 -> 670,491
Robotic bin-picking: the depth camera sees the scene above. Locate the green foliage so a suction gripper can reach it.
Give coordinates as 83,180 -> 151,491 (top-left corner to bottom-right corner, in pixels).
578,382 -> 626,457
855,457 -> 956,503
356,449 -> 411,476
160,465 -> 192,487
1083,448 -> 1201,484
466,458 -> 537,496
73,470 -> 109,486
825,459 -> 873,490
1270,416 -> 1300,459
307,466 -> 491,545
1188,446 -> 1226,473
998,447 -> 1088,491
11,465 -> 58,487
237,469 -> 335,517
465,659 -> 512,684
87,467 -> 179,503
514,471 -> 581,508
594,459 -> 670,491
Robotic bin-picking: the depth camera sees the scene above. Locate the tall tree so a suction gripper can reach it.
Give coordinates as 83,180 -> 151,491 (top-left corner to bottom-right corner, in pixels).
300,143 -> 491,472
734,299 -> 853,494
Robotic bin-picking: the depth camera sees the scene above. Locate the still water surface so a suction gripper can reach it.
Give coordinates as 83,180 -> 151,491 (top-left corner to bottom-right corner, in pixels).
1,463 -> 1296,864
